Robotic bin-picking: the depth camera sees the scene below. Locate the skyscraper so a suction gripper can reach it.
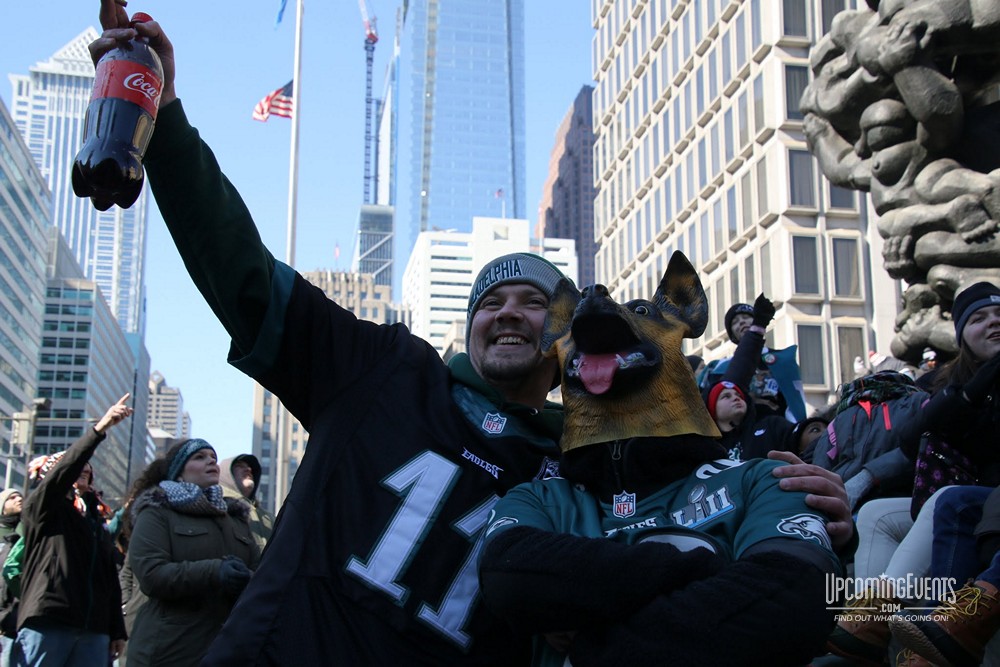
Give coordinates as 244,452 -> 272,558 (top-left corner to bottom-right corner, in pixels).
0,97 -> 49,489
353,205 -> 395,288
591,0 -> 899,410
537,85 -> 597,288
399,0 -> 526,253
9,28 -> 149,336
147,370 -> 190,440
36,228 -> 150,505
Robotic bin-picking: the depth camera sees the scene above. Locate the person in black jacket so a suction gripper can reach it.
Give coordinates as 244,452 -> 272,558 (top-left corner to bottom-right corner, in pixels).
705,294 -> 795,461
10,395 -> 132,666
0,488 -> 22,663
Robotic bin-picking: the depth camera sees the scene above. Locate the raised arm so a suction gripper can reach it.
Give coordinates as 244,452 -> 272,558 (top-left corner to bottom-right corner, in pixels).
91,1 -> 273,354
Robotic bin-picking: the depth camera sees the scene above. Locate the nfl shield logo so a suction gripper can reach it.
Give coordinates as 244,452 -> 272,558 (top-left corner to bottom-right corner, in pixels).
482,412 -> 507,434
613,491 -> 636,518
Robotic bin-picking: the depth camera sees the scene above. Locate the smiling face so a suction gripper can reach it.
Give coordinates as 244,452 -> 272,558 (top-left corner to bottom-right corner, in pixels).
468,283 -> 557,403
962,304 -> 1000,363
179,448 -> 220,489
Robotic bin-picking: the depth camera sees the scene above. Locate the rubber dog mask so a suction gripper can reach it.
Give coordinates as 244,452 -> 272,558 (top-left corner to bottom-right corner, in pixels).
542,251 -> 721,452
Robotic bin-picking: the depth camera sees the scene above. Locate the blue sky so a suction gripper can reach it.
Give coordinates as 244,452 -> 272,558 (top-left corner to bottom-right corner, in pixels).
1,1 -> 594,460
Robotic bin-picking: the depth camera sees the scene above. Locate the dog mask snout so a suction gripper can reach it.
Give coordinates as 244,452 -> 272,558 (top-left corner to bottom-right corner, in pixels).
580,285 -> 610,299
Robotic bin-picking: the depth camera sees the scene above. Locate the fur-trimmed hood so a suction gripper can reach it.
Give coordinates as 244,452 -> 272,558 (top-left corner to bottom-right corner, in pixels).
133,485 -> 252,522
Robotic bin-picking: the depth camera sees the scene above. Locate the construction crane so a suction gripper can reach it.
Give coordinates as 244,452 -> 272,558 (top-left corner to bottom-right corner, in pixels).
358,0 -> 379,205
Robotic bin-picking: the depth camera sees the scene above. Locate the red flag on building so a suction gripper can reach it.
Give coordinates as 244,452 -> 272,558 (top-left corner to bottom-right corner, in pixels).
253,81 -> 294,122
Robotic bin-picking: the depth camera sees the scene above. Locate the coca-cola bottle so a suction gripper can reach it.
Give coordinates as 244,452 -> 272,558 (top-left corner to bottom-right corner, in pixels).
72,13 -> 163,211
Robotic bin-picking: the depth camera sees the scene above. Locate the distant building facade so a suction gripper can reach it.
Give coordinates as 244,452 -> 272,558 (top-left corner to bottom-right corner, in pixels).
399,0 -> 527,253
0,97 -> 50,489
353,205 -> 395,289
35,228 -> 150,505
147,370 -> 190,440
590,0 -> 899,409
10,27 -> 150,336
537,85 -> 597,288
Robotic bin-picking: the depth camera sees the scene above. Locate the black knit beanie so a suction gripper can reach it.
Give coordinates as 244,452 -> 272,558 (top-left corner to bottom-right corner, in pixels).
953,282 -> 1000,345
724,303 -> 754,343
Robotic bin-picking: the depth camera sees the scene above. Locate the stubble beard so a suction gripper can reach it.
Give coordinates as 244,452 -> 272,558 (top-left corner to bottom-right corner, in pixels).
479,347 -> 542,385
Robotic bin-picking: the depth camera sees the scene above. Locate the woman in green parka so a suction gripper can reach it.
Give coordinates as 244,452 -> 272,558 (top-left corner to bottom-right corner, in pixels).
125,439 -> 259,666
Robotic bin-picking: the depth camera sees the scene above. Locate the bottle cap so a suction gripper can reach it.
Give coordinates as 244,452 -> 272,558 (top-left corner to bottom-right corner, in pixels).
130,12 -> 154,25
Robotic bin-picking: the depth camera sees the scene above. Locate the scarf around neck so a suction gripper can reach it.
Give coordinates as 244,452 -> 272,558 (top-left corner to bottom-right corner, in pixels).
158,480 -> 227,516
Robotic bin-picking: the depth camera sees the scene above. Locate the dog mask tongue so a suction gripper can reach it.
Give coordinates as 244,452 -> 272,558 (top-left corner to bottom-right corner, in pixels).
578,353 -> 618,395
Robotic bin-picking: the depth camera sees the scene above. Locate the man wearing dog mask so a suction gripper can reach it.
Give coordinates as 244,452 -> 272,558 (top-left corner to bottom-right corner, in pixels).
480,255 -> 842,666
90,3 -> 852,663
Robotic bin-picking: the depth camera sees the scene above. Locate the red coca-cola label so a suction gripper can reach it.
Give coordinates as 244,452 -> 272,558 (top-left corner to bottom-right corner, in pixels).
92,59 -> 162,117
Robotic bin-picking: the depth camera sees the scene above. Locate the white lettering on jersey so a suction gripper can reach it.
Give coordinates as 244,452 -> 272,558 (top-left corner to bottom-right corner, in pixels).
604,517 -> 658,537
461,448 -> 504,479
695,458 -> 746,479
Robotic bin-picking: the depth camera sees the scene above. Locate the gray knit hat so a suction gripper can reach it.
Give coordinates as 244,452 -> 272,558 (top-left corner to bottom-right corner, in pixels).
465,252 -> 570,348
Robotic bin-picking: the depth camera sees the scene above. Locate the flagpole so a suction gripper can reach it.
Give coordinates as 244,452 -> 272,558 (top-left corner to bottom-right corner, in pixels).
275,0 -> 304,512
285,0 -> 304,268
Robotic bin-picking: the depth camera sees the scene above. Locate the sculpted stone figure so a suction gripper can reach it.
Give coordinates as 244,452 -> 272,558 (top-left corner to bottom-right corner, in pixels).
802,0 -> 1000,362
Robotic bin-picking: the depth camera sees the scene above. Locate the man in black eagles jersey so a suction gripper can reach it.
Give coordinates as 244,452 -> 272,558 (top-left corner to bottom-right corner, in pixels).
89,3 -> 566,662
91,3 -> 853,663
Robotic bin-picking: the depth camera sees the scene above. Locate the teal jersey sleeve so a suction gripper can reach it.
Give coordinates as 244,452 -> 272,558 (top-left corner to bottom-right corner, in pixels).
733,460 -> 835,560
483,481 -> 557,545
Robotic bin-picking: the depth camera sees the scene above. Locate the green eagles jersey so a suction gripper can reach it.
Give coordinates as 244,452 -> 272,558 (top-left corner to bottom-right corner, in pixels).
483,457 -> 837,667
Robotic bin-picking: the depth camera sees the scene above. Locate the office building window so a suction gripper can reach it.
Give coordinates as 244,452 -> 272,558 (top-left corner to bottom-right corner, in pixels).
837,326 -> 865,386
821,0 -> 846,33
756,159 -> 769,220
761,242 -> 773,296
785,65 -> 809,121
792,236 -> 820,294
745,254 -> 756,301
832,238 -> 861,297
789,150 -> 816,207
830,183 -> 856,209
797,324 -> 825,384
753,77 -> 766,134
783,0 -> 809,37
741,172 -> 753,234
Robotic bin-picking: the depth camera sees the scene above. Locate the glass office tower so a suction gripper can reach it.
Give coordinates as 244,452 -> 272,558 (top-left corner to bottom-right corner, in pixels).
401,0 -> 526,253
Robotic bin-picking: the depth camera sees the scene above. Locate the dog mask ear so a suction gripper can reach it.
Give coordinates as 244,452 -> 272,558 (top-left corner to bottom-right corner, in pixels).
653,251 -> 708,338
542,278 -> 581,357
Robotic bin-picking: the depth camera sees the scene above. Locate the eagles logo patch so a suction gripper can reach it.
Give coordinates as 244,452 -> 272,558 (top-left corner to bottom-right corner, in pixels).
777,513 -> 832,551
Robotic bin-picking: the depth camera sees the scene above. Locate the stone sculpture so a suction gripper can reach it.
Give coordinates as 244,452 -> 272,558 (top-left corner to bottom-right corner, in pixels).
801,0 -> 1000,360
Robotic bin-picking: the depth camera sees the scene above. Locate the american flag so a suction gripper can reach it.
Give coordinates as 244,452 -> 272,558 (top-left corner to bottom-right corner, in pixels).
253,81 -> 294,122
